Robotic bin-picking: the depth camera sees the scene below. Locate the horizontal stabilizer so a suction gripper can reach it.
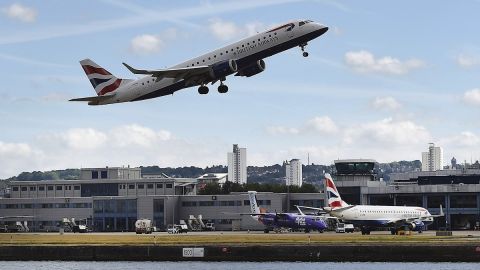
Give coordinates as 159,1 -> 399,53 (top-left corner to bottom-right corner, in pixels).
69,93 -> 115,105
69,92 -> 115,102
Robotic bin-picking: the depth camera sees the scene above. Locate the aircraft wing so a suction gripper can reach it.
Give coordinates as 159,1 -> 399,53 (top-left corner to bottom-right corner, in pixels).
389,205 -> 445,225
69,92 -> 115,102
296,205 -> 356,213
295,205 -> 323,211
222,212 -> 268,216
123,62 -> 210,84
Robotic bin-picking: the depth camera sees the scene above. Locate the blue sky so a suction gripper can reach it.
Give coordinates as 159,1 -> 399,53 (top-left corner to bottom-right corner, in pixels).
1,0 -> 480,178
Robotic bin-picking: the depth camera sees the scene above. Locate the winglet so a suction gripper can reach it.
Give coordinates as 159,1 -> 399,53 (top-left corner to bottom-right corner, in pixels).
122,62 -> 142,74
439,204 -> 444,216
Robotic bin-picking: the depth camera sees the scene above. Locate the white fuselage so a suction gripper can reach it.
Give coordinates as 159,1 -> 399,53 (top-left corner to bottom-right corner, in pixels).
331,205 -> 434,226
101,20 -> 327,104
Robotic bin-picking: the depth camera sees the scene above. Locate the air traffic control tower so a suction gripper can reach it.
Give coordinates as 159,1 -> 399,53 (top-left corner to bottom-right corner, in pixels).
333,159 -> 382,205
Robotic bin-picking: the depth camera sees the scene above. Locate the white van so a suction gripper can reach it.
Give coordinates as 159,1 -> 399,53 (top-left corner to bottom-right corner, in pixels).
336,223 -> 355,233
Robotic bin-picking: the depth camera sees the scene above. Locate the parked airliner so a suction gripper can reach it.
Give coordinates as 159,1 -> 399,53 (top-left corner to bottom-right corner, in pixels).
247,191 -> 327,233
299,174 -> 444,235
70,20 -> 328,105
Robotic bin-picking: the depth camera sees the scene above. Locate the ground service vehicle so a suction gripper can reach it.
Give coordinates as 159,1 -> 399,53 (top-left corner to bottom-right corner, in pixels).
135,219 -> 154,234
336,223 -> 354,233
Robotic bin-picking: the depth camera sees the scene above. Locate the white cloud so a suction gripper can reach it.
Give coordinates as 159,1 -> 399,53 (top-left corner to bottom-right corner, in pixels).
110,124 -> 171,147
41,128 -> 108,150
0,141 -> 33,157
266,116 -> 338,136
344,50 -> 425,75
2,3 -> 37,23
463,88 -> 480,106
130,34 -> 163,55
208,18 -> 266,41
456,54 -> 480,68
209,18 -> 239,41
441,131 -> 480,148
0,141 -> 43,178
371,96 -> 402,111
343,118 -> 430,145
266,126 -> 299,135
305,116 -> 339,134
0,124 -> 228,179
129,28 -> 180,55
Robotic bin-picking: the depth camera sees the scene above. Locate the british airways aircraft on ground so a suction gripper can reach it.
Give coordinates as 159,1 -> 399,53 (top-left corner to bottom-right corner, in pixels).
299,174 -> 444,235
247,191 -> 327,233
70,20 -> 328,105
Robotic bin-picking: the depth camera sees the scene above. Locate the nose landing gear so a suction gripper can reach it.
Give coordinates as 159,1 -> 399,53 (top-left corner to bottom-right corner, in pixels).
300,43 -> 309,57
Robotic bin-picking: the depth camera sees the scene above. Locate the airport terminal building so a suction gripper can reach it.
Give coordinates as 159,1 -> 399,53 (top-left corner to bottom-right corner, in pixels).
0,167 -> 324,232
333,159 -> 480,230
2,161 -> 480,232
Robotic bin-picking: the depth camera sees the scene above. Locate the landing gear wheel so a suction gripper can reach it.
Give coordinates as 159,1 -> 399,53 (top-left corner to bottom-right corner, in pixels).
198,85 -> 209,94
264,229 -> 270,233
218,84 -> 228,93
300,42 -> 309,57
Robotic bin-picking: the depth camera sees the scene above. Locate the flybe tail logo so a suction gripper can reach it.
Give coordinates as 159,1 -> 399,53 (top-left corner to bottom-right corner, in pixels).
248,192 -> 259,214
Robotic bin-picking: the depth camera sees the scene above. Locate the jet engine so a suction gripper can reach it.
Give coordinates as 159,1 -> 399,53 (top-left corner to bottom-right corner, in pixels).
236,60 -> 266,77
209,59 -> 237,80
408,221 -> 424,231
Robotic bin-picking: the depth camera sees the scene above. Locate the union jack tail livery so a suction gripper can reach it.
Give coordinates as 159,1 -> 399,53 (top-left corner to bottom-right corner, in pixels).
325,173 -> 349,209
80,59 -> 129,96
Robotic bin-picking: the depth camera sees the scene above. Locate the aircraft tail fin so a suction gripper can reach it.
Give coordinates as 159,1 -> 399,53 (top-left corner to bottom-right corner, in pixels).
325,173 -> 350,209
247,191 -> 261,219
80,59 -> 130,96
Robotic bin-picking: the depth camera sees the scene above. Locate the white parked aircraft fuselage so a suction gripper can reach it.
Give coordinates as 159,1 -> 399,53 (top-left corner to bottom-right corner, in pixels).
332,205 -> 434,226
91,20 -> 327,105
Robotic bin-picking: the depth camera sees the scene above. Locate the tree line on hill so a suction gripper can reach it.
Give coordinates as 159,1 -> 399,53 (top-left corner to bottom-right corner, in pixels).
2,161 -> 422,184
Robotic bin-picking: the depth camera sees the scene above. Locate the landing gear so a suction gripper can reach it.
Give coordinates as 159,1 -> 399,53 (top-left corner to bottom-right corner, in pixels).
217,78 -> 229,93
264,228 -> 270,233
198,85 -> 209,94
361,227 -> 371,235
390,228 -> 397,235
300,43 -> 309,57
218,83 -> 228,93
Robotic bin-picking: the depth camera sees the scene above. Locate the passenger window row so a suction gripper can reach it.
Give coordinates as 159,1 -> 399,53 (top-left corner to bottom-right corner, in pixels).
186,32 -> 278,67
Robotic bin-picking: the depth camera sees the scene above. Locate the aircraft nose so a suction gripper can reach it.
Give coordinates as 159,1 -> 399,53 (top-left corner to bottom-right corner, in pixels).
314,23 -> 328,35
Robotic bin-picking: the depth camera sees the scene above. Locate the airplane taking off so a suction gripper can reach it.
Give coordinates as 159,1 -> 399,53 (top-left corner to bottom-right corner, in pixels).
246,191 -> 327,233
299,174 -> 444,235
70,20 -> 328,105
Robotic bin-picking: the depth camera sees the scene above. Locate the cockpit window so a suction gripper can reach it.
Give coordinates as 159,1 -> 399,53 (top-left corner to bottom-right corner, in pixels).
299,20 -> 313,26
286,23 -> 295,31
